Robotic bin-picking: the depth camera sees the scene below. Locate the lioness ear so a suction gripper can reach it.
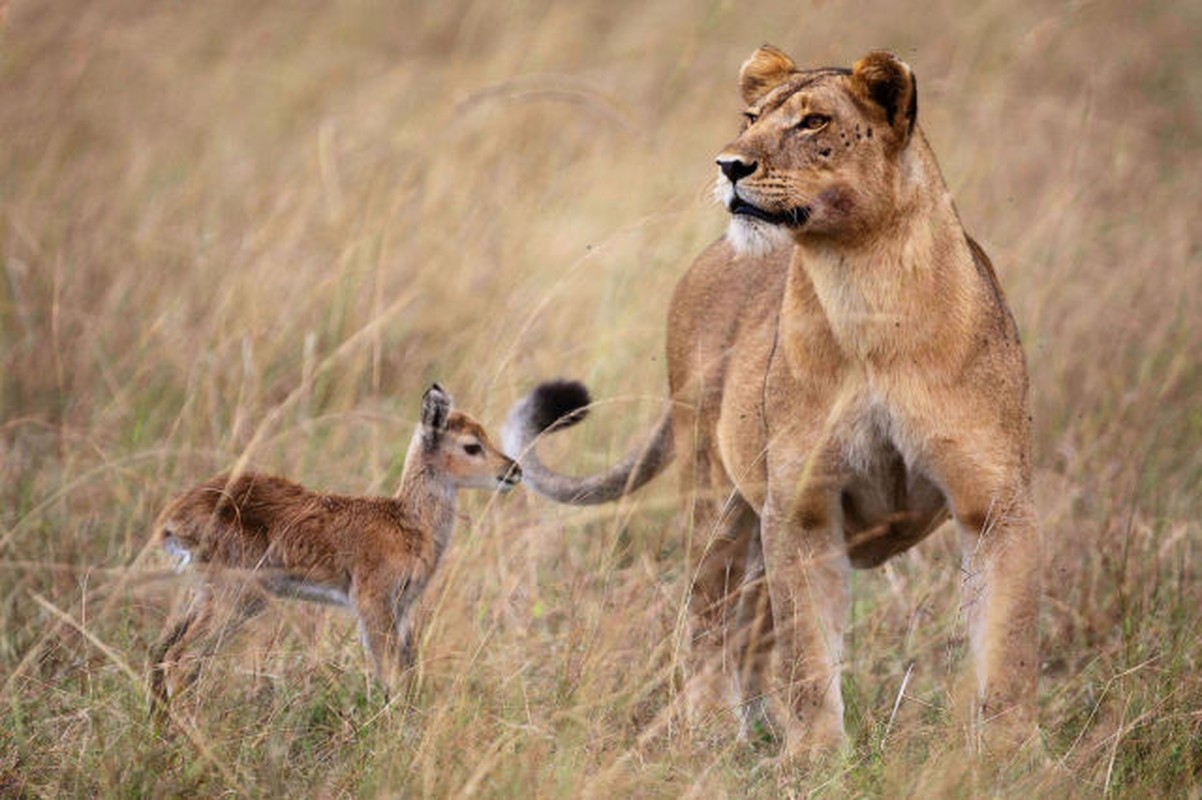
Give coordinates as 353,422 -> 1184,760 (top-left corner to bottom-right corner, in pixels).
740,45 -> 798,105
421,383 -> 452,444
850,51 -> 917,139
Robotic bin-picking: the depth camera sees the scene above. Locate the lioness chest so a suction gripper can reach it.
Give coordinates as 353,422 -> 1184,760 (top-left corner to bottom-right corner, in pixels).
668,240 -> 947,560
722,354 -> 942,519
672,270 -> 943,561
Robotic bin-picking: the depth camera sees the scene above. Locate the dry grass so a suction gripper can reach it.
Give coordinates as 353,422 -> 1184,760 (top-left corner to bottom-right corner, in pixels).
2,0 -> 1200,796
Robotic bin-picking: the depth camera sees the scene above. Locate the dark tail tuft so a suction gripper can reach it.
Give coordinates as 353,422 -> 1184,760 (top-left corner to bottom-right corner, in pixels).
529,380 -> 591,433
502,379 -> 674,505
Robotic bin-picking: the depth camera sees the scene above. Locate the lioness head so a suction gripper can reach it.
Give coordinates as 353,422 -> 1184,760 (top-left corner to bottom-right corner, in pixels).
716,46 -> 918,254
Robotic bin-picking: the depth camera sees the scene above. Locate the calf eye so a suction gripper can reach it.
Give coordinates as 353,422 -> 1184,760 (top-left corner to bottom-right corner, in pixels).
463,443 -> 484,456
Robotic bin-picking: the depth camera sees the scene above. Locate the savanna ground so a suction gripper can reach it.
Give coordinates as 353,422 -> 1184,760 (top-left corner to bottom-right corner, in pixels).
2,0 -> 1200,796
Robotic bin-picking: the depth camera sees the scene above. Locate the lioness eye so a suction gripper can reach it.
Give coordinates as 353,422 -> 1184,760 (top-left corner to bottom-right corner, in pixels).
798,113 -> 830,131
742,111 -> 759,125
464,443 -> 484,456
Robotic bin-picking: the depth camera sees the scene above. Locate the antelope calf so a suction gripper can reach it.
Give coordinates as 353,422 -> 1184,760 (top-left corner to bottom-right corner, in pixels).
148,384 -> 520,717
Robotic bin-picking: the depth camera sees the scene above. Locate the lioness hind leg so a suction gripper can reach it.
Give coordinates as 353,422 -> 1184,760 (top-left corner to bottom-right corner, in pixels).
732,522 -> 777,742
682,486 -> 758,719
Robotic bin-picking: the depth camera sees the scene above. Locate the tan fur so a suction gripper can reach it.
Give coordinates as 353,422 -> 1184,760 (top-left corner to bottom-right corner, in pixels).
507,48 -> 1039,759
148,385 -> 519,718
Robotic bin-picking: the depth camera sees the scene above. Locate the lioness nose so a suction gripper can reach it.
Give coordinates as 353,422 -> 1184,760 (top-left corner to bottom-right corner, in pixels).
717,156 -> 757,183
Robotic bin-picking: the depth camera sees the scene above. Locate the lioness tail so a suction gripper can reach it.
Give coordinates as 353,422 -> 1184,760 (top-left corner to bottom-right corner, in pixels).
502,379 -> 673,505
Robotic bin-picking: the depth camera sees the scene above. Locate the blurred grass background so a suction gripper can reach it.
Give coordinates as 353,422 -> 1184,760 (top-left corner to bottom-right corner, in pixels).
2,0 -> 1200,796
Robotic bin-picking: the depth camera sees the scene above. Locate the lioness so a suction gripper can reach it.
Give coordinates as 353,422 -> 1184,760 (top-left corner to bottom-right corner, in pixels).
505,47 -> 1038,759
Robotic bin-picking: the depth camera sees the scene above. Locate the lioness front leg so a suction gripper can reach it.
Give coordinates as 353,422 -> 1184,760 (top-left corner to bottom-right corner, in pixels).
957,492 -> 1040,753
935,446 -> 1040,753
762,478 -> 851,760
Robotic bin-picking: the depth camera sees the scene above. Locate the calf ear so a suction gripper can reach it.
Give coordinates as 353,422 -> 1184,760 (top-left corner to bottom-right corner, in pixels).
850,51 -> 917,139
740,45 -> 798,105
421,384 -> 452,441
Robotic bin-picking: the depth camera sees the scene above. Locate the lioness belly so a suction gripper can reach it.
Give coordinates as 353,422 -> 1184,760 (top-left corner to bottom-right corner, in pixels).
841,463 -> 947,568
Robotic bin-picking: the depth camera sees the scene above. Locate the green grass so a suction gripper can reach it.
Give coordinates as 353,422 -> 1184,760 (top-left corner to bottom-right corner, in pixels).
3,0 -> 1201,796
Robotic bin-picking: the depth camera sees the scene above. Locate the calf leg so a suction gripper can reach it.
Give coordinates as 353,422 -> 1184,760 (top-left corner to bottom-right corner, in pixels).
352,570 -> 418,695
149,583 -> 265,720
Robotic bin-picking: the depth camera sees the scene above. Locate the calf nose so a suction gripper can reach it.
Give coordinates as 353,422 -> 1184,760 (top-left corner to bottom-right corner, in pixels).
505,461 -> 523,483
717,156 -> 757,183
